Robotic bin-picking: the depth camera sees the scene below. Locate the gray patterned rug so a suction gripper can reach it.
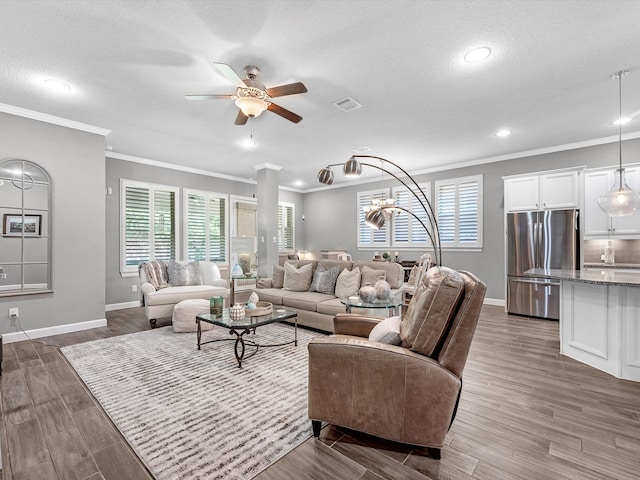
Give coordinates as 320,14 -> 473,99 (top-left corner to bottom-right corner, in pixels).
61,323 -> 322,480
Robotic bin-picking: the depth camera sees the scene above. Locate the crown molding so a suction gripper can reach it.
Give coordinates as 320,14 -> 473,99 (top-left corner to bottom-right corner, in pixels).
0,102 -> 111,136
253,162 -> 282,171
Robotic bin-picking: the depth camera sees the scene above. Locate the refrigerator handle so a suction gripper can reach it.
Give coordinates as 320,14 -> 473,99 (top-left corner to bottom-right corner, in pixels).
574,210 -> 579,231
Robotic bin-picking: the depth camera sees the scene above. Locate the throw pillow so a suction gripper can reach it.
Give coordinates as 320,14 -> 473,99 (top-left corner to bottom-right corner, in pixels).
272,265 -> 285,288
309,265 -> 340,295
167,261 -> 201,287
360,265 -> 386,288
283,262 -> 314,291
368,315 -> 402,345
400,266 -> 465,357
335,267 -> 361,298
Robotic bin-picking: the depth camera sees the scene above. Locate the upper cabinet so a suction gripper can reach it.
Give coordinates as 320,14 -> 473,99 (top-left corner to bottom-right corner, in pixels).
504,170 -> 581,212
584,167 -> 640,237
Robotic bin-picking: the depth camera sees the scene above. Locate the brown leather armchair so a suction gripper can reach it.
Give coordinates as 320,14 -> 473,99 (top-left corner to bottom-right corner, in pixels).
307,267 -> 486,458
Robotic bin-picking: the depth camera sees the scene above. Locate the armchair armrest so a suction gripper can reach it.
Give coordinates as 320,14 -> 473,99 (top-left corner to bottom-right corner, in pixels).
333,313 -> 382,338
140,282 -> 156,295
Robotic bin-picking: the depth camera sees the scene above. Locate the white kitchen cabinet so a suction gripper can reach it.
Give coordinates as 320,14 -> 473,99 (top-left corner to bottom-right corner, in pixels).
583,167 -> 640,237
504,170 -> 580,212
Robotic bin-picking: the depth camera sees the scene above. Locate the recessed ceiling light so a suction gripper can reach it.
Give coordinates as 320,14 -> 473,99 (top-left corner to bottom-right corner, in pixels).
294,180 -> 304,187
495,129 -> 512,137
241,135 -> 256,148
464,47 -> 492,63
44,78 -> 71,93
612,117 -> 632,125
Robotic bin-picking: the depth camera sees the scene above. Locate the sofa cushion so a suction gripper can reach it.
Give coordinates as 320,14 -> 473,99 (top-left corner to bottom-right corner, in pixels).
253,288 -> 287,306
272,265 -> 285,289
318,259 -> 352,274
283,262 -> 314,291
334,267 -> 361,298
316,297 -> 348,316
283,291 -> 335,312
400,266 -> 465,357
360,265 -> 386,288
309,265 -> 339,294
144,285 -> 226,306
353,261 -> 404,288
168,261 -> 201,287
369,315 -> 402,345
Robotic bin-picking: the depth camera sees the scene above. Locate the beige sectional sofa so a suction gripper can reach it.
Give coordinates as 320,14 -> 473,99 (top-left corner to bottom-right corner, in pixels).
253,259 -> 405,332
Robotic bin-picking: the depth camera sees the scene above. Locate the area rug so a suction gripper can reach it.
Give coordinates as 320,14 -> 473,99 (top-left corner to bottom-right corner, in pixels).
61,323 -> 323,480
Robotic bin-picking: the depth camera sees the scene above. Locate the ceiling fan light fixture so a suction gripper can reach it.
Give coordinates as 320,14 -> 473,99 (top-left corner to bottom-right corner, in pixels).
235,96 -> 268,118
598,69 -> 640,217
343,157 -> 362,178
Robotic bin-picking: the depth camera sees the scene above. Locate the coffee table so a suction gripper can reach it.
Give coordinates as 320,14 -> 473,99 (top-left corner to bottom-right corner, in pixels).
196,308 -> 298,368
339,296 -> 403,316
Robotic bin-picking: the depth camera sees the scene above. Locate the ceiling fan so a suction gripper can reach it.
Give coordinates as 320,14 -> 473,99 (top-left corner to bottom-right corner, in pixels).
185,62 -> 308,125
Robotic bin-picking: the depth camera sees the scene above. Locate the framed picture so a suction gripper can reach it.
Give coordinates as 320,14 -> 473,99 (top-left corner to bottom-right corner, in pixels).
3,214 -> 42,237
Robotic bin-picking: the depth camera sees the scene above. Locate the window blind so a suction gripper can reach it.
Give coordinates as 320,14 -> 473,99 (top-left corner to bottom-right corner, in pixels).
277,202 -> 295,251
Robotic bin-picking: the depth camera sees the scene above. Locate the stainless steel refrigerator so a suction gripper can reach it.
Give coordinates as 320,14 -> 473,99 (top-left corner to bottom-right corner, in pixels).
507,209 -> 579,320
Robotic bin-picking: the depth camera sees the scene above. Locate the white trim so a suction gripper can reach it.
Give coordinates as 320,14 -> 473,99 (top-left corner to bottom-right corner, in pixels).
2,318 -> 107,343
106,153 -> 304,192
303,131 -> 640,193
483,297 -> 505,307
106,301 -> 139,311
0,102 -> 111,136
254,163 -> 282,171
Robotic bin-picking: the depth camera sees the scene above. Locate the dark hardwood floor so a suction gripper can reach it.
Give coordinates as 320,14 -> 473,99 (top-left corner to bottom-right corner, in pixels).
2,304 -> 640,479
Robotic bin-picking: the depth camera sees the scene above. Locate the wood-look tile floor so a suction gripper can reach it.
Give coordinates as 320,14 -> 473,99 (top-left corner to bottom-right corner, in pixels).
2,305 -> 640,479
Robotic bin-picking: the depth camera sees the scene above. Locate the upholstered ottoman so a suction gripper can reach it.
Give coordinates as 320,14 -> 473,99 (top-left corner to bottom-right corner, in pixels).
172,299 -> 214,333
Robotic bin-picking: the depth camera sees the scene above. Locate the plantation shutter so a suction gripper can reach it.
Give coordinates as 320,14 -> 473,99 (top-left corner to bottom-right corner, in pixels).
392,184 -> 430,246
278,203 -> 295,251
121,180 -> 179,274
357,190 -> 390,248
186,190 -> 227,262
124,186 -> 150,266
435,175 -> 482,248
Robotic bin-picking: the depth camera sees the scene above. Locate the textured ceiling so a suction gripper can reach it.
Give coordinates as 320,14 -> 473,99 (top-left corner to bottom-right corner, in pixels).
1,0 -> 640,190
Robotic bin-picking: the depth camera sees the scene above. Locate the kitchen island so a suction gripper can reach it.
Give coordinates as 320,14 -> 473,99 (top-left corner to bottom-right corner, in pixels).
526,267 -> 640,382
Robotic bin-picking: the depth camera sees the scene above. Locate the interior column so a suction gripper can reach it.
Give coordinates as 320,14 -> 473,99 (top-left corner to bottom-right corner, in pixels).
255,163 -> 281,277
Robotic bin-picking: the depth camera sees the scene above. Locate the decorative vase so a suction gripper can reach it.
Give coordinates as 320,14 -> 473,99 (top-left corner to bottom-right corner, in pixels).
229,303 -> 245,320
231,263 -> 244,278
359,284 -> 377,303
248,291 -> 260,304
374,275 -> 391,300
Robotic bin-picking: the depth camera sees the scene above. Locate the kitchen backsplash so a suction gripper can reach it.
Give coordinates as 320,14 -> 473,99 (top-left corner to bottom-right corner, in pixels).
583,239 -> 640,265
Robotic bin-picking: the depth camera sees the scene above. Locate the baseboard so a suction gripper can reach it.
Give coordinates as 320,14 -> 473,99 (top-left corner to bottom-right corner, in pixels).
106,301 -> 140,311
2,318 -> 107,343
483,297 -> 505,307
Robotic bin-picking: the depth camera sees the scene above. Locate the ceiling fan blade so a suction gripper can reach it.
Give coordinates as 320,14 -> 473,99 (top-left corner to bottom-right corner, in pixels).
184,94 -> 234,100
213,62 -> 247,87
267,82 -> 308,98
234,110 -> 249,125
267,103 -> 302,123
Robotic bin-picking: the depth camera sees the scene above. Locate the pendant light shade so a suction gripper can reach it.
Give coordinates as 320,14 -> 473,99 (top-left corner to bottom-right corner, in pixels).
597,168 -> 640,216
598,70 -> 640,217
364,209 -> 385,229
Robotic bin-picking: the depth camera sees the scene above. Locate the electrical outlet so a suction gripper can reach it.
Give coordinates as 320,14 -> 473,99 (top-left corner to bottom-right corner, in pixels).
131,284 -> 138,292
9,307 -> 18,318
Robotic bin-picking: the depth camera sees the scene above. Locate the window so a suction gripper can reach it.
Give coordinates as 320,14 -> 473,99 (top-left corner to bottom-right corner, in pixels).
391,184 -> 431,247
120,180 -> 179,275
434,175 -> 482,249
277,202 -> 295,252
357,189 -> 390,248
184,189 -> 227,263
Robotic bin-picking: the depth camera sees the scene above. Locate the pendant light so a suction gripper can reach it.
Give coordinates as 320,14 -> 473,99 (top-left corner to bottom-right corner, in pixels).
597,70 -> 640,216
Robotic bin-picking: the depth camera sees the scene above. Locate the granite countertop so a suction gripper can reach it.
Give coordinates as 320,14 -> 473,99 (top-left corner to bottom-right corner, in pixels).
583,263 -> 640,269
525,268 -> 640,287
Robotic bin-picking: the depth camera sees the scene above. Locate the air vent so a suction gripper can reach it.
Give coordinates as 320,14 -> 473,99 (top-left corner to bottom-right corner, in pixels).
352,146 -> 372,154
334,97 -> 363,112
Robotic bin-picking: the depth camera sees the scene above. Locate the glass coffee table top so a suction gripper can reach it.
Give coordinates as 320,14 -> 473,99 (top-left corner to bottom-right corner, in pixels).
196,308 -> 298,368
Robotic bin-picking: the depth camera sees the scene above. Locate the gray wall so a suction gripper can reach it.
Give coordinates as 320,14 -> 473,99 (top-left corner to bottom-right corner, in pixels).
303,138 -> 640,301
105,158 -> 305,305
0,112 -> 106,332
